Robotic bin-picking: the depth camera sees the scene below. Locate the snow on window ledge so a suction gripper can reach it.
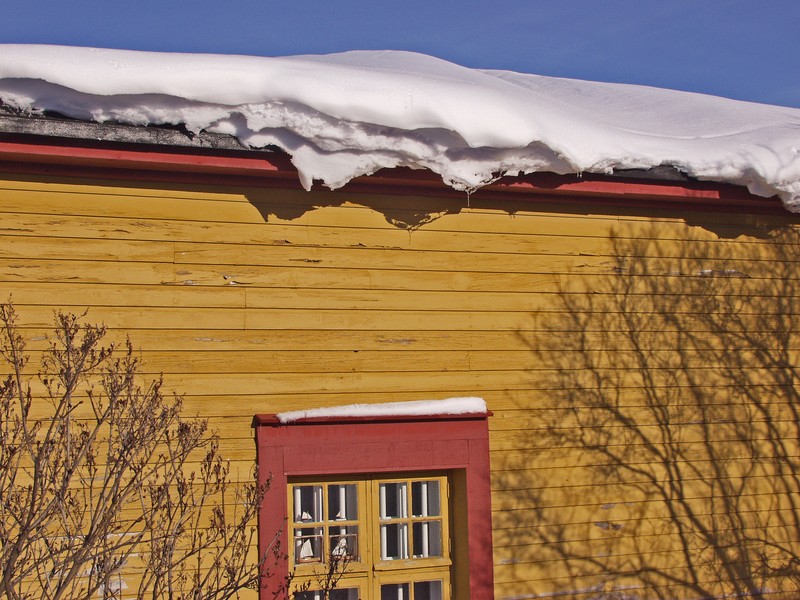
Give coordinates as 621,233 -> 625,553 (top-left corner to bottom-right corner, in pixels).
275,397 -> 488,424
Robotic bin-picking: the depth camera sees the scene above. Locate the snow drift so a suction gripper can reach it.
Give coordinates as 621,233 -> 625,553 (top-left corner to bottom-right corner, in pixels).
1,44 -> 799,210
277,397 -> 487,423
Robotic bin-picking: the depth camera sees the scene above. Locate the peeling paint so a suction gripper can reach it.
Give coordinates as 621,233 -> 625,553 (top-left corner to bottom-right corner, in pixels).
377,337 -> 417,345
222,274 -> 251,285
594,521 -> 624,531
697,268 -> 749,278
498,584 -> 646,600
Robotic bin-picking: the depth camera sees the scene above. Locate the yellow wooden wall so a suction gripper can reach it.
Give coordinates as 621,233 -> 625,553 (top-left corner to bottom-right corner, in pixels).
1,169 -> 799,599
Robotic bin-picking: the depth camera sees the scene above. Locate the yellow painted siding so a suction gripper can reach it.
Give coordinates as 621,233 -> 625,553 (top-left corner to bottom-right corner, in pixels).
1,171 -> 799,599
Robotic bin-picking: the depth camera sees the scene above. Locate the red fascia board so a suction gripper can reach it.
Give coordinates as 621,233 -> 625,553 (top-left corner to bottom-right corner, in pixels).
0,139 -> 296,178
359,167 -> 775,206
493,174 -> 738,199
0,136 -> 786,211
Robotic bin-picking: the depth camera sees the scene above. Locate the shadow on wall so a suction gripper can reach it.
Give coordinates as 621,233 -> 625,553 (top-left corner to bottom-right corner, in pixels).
245,185 -> 467,230
245,181 -> 785,238
502,226 -> 800,600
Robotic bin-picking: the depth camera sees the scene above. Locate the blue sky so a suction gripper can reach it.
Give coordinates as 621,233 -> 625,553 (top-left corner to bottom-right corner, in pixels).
3,0 -> 799,108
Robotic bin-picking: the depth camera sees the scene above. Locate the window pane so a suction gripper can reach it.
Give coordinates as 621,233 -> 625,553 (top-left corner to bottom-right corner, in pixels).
381,583 -> 410,600
412,520 -> 442,558
329,525 -> 358,560
328,484 -> 358,521
380,523 -> 408,560
379,482 -> 408,519
411,481 -> 440,517
414,580 -> 443,600
294,527 -> 323,563
294,485 -> 323,522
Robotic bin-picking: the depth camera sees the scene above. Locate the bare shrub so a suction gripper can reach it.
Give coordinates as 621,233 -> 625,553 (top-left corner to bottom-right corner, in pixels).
0,304 -> 271,600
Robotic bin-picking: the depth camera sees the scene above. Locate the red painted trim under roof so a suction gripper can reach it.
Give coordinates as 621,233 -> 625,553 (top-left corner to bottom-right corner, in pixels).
0,135 -> 788,213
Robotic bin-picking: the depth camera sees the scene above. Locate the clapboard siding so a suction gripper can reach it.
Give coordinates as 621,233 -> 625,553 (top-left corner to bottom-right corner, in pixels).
2,170 -> 800,599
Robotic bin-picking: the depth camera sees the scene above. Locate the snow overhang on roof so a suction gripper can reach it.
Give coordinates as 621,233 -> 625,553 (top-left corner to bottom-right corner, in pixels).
1,45 -> 799,212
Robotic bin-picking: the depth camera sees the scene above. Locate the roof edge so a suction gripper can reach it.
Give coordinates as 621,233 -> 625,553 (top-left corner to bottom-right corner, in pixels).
0,111 -> 788,214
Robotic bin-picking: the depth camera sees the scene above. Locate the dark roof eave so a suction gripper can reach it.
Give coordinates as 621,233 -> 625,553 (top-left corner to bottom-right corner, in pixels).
0,109 -> 276,153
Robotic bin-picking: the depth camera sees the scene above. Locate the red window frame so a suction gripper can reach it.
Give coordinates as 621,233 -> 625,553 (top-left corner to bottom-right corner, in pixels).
253,411 -> 494,600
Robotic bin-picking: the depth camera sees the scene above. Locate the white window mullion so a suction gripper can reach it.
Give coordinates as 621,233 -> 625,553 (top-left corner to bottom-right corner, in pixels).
294,487 -> 302,520
401,482 -> 409,558
421,480 -> 430,557
314,486 -> 323,521
337,484 -> 347,546
339,485 -> 347,519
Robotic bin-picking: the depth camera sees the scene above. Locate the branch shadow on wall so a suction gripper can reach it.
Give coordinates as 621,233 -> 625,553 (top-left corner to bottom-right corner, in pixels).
501,225 -> 800,600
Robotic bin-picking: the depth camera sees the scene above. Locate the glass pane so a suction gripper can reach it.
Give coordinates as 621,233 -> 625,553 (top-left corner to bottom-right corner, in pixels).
381,583 -> 410,600
380,523 -> 408,560
329,525 -> 358,560
414,580 -> 443,600
411,481 -> 440,517
294,485 -> 323,522
294,527 -> 323,563
379,482 -> 407,519
412,520 -> 442,558
328,484 -> 358,521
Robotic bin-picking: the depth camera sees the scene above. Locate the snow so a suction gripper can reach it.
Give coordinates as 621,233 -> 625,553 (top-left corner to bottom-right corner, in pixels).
276,397 -> 487,423
1,44 -> 800,210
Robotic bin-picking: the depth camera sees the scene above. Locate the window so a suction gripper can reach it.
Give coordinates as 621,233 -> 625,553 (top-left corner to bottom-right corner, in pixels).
289,475 -> 450,599
254,408 -> 493,599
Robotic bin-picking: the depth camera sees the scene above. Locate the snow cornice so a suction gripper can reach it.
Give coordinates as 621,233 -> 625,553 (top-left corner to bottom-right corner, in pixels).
0,109 -> 787,215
